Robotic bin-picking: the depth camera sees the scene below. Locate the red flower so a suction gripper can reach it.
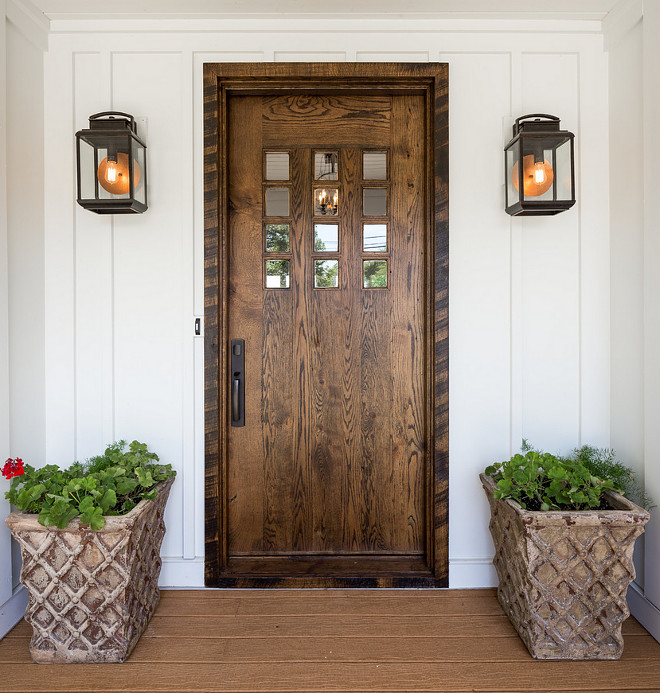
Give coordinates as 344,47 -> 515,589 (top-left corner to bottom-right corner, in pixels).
1,458 -> 24,480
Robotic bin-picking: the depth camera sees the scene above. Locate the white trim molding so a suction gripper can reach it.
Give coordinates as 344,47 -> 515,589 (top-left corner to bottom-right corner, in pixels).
603,0 -> 643,51
0,586 -> 27,639
159,557 -> 204,588
449,559 -> 498,589
5,0 -> 49,51
628,582 -> 660,643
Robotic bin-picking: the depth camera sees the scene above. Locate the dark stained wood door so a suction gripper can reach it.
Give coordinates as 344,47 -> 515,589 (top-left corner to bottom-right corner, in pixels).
223,92 -> 429,583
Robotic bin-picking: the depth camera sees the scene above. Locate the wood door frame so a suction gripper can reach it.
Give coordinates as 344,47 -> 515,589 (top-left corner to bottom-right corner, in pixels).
203,63 -> 448,587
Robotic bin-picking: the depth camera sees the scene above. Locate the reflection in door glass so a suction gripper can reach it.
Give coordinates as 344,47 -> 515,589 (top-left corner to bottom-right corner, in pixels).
314,260 -> 339,288
265,152 -> 290,180
314,188 -> 338,216
363,260 -> 388,288
363,151 -> 387,180
363,188 -> 387,216
265,223 -> 290,252
314,152 -> 338,180
314,224 -> 339,252
265,260 -> 290,288
363,224 -> 387,252
265,188 -> 290,217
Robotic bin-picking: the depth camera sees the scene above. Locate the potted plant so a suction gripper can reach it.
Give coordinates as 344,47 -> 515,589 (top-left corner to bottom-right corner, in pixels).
480,444 -> 651,660
2,440 -> 176,664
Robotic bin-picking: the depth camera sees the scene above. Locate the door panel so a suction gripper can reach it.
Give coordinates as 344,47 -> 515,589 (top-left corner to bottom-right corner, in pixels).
225,92 -> 428,578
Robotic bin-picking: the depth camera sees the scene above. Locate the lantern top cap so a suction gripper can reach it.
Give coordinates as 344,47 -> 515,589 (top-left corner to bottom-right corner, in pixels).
88,111 -> 137,133
513,113 -> 562,137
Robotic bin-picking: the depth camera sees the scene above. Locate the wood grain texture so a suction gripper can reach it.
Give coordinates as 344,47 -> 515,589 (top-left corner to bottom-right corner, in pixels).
205,63 -> 449,586
203,66 -> 222,585
262,95 -> 391,147
2,590 -> 657,692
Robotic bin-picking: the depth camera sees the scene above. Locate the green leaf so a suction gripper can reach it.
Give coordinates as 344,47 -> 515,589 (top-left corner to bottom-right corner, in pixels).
99,489 -> 117,514
80,504 -> 105,530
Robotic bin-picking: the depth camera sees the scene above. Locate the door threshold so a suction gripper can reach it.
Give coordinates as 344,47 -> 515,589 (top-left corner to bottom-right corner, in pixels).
215,556 -> 447,588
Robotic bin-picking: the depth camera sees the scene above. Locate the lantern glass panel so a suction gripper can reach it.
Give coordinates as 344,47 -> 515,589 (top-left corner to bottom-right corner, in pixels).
505,139 -> 520,209
78,139 -> 96,201
522,146 -> 555,202
555,139 -> 573,201
133,140 -> 147,205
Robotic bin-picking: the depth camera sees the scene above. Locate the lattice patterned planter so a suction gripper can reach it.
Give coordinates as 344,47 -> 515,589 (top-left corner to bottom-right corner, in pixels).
5,478 -> 173,664
480,473 -> 649,660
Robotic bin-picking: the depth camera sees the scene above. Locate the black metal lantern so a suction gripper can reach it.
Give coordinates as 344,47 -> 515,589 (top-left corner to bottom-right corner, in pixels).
75,111 -> 147,214
504,114 -> 575,216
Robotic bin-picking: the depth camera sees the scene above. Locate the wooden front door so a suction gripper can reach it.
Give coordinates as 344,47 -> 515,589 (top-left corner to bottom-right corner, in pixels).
204,64 -> 448,588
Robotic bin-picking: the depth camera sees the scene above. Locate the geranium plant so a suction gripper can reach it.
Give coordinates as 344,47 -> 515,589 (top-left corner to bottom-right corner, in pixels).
4,440 -> 175,530
485,442 -> 653,512
2,457 -> 24,479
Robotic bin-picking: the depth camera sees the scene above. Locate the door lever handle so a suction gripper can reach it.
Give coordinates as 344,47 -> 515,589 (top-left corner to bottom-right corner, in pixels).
230,339 -> 245,427
232,378 -> 240,422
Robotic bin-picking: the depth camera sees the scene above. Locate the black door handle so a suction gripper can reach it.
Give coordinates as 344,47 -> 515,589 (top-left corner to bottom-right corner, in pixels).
230,339 -> 245,427
232,378 -> 240,422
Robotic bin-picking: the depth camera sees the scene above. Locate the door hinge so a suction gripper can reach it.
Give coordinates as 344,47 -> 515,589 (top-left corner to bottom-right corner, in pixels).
194,317 -> 202,336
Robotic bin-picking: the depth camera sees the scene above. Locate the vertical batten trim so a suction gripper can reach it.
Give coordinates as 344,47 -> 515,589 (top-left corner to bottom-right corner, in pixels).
181,49 -> 196,560
576,49 -> 584,445
508,50 -> 524,455
105,49 -> 116,445
71,52 -> 79,461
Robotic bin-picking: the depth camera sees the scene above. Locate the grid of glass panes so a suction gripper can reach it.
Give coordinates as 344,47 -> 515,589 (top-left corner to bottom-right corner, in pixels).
361,150 -> 389,289
312,150 -> 340,289
263,151 -> 292,289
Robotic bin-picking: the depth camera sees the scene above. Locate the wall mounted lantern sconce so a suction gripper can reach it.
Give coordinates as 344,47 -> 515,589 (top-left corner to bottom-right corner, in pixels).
504,114 -> 575,216
75,111 -> 147,214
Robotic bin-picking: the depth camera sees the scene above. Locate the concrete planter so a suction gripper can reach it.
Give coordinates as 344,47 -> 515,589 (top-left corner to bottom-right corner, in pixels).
5,477 -> 174,664
480,473 -> 649,660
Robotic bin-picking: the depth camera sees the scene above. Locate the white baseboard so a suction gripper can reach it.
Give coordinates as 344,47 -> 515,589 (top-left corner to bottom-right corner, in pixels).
159,557 -> 205,587
628,582 -> 660,644
0,586 -> 28,639
449,558 -> 498,588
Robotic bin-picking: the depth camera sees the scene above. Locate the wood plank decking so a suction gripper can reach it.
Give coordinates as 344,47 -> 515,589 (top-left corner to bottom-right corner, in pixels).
0,588 -> 659,692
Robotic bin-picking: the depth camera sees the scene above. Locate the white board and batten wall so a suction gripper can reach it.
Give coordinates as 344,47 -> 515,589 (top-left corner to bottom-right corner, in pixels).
36,17 -> 610,590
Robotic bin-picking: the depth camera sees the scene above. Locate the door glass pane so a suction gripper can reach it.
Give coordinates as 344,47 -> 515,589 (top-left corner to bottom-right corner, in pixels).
265,260 -> 290,288
265,152 -> 290,181
314,188 -> 338,216
265,223 -> 290,252
363,188 -> 387,216
265,188 -> 289,216
314,151 -> 338,180
314,260 -> 339,288
314,224 -> 339,252
363,260 -> 388,288
363,151 -> 387,180
363,223 -> 387,252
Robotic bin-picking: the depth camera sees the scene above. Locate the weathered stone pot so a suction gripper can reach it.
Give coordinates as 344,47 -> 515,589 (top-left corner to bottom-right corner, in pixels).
480,473 -> 649,660
5,477 -> 174,664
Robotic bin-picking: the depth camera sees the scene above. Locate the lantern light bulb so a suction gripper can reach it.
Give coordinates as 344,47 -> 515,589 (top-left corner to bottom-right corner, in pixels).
534,162 -> 546,185
105,161 -> 118,184
97,152 -> 141,196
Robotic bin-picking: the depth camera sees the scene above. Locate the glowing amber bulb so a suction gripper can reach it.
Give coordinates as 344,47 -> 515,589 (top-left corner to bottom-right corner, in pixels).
97,152 -> 141,195
105,161 -> 118,183
512,155 -> 554,197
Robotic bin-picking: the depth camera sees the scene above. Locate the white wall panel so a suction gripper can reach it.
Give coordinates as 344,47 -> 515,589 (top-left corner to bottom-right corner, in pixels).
1,2 -> 13,611
445,52 -> 512,563
41,23 -> 612,587
73,52 -> 115,461
520,53 -> 581,454
110,52 -> 186,559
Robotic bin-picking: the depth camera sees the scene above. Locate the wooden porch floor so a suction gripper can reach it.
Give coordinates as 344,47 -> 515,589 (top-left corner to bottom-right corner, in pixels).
0,588 -> 659,692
